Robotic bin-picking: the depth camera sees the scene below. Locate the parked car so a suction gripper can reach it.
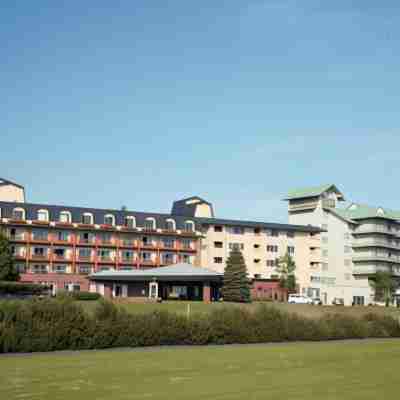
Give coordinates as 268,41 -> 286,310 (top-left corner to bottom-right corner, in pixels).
288,294 -> 313,304
312,297 -> 323,305
332,297 -> 344,306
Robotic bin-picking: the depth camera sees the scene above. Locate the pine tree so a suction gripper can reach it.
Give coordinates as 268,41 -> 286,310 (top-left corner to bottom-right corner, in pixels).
221,249 -> 251,303
0,232 -> 19,281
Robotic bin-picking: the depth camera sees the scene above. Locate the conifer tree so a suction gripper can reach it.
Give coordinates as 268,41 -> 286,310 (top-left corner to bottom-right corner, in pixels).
221,249 -> 251,303
0,232 -> 19,281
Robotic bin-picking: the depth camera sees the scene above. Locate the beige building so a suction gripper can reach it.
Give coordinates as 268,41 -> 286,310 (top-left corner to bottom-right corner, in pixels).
0,178 -> 25,203
286,184 -> 400,305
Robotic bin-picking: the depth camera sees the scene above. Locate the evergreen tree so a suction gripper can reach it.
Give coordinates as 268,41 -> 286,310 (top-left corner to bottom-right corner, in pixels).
222,249 -> 251,303
276,252 -> 297,292
0,232 -> 19,281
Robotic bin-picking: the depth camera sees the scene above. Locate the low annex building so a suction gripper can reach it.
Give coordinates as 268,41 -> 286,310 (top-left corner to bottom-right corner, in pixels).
89,263 -> 222,302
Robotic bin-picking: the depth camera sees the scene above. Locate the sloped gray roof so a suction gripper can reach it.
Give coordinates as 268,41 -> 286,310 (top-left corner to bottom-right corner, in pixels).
0,177 -> 24,189
90,263 -> 222,282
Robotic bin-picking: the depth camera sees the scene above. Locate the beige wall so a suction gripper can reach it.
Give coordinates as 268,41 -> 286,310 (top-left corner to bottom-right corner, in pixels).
200,224 -> 316,281
0,184 -> 25,203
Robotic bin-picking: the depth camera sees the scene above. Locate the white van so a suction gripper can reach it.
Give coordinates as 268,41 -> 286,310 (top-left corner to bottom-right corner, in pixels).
288,294 -> 313,304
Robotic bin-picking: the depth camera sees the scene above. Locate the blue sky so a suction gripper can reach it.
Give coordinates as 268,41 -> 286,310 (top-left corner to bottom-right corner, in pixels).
1,1 -> 400,222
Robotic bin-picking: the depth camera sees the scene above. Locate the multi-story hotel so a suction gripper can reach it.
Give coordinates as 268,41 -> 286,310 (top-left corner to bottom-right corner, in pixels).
286,184 -> 400,306
0,177 -> 322,301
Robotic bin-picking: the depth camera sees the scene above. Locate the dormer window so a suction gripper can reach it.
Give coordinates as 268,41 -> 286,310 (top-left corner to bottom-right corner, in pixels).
59,211 -> 71,223
125,216 -> 136,229
165,219 -> 176,231
82,213 -> 94,225
184,220 -> 195,232
104,214 -> 115,226
144,217 -> 156,231
12,208 -> 25,221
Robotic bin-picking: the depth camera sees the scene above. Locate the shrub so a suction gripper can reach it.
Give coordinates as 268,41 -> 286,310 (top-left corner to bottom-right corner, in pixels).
0,281 -> 49,295
71,291 -> 101,301
1,300 -> 400,353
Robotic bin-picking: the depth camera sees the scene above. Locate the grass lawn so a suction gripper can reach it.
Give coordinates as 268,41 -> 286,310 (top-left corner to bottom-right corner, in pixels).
80,299 -> 400,319
1,340 -> 399,400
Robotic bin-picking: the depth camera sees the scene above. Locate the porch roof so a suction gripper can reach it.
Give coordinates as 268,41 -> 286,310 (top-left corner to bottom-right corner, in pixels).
89,263 -> 223,282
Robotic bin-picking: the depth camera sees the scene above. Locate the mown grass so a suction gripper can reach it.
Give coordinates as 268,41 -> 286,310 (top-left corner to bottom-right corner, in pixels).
1,340 -> 399,400
79,299 -> 400,319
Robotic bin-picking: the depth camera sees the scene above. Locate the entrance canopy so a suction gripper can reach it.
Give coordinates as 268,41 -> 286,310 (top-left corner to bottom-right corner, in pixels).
90,263 -> 223,283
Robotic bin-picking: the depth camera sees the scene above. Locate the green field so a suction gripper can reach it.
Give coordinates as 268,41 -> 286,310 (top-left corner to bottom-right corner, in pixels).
1,340 -> 399,399
80,299 -> 400,319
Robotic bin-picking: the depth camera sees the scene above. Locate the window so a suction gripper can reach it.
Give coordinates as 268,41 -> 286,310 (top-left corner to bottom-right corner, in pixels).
59,211 -> 71,223
214,257 -> 223,264
78,248 -> 91,259
33,247 -> 45,257
82,213 -> 93,225
266,260 -> 277,267
287,231 -> 294,238
124,216 -> 136,229
182,254 -> 192,264
15,264 -> 27,273
322,262 -> 328,271
322,236 -> 328,244
37,209 -> 49,222
165,219 -> 176,231
12,208 -> 25,221
144,218 -> 156,231
287,246 -> 295,255
104,214 -> 115,226
53,265 -> 66,274
181,238 -> 192,249
56,231 -> 69,242
121,250 -> 134,261
344,259 -> 351,267
98,233 -> 112,244
10,245 -> 16,256
229,243 -> 244,250
344,273 -> 351,281
78,265 -> 91,274
141,251 -> 152,261
322,224 -> 328,231
344,246 -> 351,254
80,232 -> 92,244
353,296 -> 364,305
214,241 -> 223,248
162,238 -> 175,248
214,225 -> 223,232
322,249 -> 328,257
54,248 -> 65,258
32,264 -> 47,274
270,230 -> 279,237
121,236 -> 134,246
32,229 -> 48,241
232,226 -> 244,234
344,232 -> 351,240
162,253 -> 174,264
184,220 -> 195,232
97,249 -> 111,260
267,245 -> 278,252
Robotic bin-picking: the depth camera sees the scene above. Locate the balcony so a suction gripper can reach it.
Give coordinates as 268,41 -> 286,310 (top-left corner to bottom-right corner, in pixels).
353,265 -> 400,276
77,238 -> 95,245
98,256 -> 114,263
353,225 -> 399,237
352,254 -> 400,265
352,239 -> 400,251
31,254 -> 48,261
139,259 -> 156,267
160,242 -> 176,251
30,235 -> 49,244
8,234 -> 26,242
77,256 -> 94,263
53,254 -> 69,262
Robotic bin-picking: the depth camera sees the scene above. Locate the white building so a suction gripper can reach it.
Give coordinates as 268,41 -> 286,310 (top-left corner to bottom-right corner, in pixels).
286,184 -> 400,305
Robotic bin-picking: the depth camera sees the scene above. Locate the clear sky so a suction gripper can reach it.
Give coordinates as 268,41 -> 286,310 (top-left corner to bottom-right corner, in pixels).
1,1 -> 400,222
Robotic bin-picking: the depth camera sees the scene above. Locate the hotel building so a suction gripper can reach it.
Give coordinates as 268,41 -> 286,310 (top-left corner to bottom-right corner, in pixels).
286,184 -> 400,306
0,177 -> 322,301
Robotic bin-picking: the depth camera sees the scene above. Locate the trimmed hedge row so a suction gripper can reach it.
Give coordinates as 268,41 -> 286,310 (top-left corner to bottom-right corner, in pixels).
0,281 -> 49,295
0,299 -> 399,353
71,291 -> 101,301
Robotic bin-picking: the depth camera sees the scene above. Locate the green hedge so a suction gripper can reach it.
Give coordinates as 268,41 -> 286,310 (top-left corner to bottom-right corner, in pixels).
0,299 -> 399,353
0,281 -> 49,295
71,291 -> 101,301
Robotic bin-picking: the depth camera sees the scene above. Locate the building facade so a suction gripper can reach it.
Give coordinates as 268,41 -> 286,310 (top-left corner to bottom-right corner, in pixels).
0,178 -> 321,300
286,184 -> 400,306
